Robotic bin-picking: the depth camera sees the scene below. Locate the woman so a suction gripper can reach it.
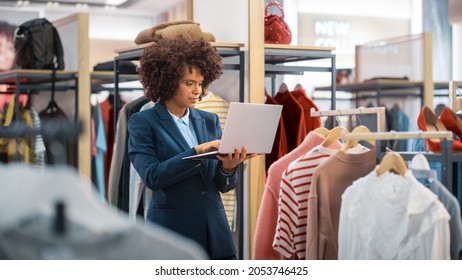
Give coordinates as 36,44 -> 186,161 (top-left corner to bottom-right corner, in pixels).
0,20 -> 16,72
128,35 -> 255,260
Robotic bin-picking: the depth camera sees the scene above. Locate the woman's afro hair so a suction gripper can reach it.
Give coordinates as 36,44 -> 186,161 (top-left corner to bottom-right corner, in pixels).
139,35 -> 224,102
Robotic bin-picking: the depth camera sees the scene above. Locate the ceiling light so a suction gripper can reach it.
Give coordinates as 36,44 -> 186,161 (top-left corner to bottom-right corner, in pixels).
105,0 -> 127,6
46,1 -> 59,7
104,5 -> 117,10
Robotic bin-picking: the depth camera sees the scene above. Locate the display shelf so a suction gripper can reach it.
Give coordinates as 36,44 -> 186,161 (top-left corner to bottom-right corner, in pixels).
264,44 -> 337,109
89,71 -> 141,92
316,79 -> 423,106
0,69 -> 78,120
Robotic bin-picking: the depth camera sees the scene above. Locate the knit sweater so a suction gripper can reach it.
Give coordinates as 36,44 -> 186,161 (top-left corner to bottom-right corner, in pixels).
305,147 -> 377,260
252,131 -> 324,260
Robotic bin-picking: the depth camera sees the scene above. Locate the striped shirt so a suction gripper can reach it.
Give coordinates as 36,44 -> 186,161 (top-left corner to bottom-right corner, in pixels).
194,91 -> 236,230
273,145 -> 338,259
30,107 -> 46,168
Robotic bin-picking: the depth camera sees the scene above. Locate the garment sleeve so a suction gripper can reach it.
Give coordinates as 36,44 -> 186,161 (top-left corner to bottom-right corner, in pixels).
272,170 -> 297,259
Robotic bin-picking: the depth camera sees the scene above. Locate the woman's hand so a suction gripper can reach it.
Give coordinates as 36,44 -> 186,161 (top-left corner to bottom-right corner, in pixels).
195,140 -> 220,154
216,146 -> 258,171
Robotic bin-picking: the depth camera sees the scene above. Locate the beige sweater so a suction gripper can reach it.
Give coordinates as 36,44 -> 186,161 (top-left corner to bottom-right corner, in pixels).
305,147 -> 377,260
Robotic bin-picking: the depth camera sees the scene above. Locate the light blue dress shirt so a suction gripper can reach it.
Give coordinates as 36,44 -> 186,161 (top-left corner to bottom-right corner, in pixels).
168,108 -> 199,148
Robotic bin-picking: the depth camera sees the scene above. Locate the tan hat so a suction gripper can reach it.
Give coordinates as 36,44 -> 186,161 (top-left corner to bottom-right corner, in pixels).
135,20 -> 216,45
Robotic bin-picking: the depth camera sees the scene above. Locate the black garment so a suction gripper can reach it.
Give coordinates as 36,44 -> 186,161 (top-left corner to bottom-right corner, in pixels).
39,105 -> 76,166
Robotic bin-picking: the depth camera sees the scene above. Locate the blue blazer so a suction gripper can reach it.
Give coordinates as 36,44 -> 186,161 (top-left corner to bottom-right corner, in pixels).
128,102 -> 238,259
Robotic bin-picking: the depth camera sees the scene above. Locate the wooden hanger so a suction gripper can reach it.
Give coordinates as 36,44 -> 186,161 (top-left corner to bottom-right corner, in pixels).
340,125 -> 375,152
313,127 -> 330,137
376,152 -> 407,176
321,126 -> 348,148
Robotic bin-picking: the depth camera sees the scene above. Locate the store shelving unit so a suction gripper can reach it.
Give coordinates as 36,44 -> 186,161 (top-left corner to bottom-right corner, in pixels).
264,44 -> 337,109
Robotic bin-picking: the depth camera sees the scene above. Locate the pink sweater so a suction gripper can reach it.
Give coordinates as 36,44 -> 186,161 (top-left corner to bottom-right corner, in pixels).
252,132 -> 324,259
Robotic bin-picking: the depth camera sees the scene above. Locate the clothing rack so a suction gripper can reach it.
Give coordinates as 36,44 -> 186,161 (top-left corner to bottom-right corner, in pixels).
449,80 -> 462,111
342,130 -> 461,195
342,130 -> 452,141
0,119 -> 82,165
310,106 -> 386,132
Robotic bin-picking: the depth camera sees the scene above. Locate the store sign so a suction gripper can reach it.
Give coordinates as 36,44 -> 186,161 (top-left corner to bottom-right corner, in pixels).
313,20 -> 364,54
299,14 -> 410,65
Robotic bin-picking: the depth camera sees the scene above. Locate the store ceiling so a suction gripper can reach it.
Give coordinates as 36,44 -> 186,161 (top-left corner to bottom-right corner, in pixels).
1,0 -> 184,11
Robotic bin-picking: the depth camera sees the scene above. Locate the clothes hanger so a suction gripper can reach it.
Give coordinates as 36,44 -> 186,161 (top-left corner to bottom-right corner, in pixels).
42,90 -> 63,118
294,83 -> 303,91
320,126 -> 348,148
24,90 -> 33,111
340,125 -> 375,152
409,154 -> 430,170
376,152 -> 408,176
278,82 -> 289,94
313,127 -> 330,137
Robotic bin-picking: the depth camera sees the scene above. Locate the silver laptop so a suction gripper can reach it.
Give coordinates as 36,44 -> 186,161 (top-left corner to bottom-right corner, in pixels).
182,102 -> 283,160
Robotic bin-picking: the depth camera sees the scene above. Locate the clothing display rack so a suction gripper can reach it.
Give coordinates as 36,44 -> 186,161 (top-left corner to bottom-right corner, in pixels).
342,130 -> 462,195
310,106 -> 386,132
264,45 -> 337,110
0,70 -> 78,122
89,71 -> 141,93
0,70 -> 80,166
449,80 -> 462,111
315,79 -> 426,107
0,119 -> 82,165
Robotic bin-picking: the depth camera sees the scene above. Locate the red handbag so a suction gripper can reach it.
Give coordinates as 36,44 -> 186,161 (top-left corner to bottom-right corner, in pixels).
264,1 -> 292,44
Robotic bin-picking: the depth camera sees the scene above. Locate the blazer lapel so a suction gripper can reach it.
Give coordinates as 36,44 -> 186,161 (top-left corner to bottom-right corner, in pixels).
155,102 -> 190,151
190,108 -> 207,144
190,108 -> 208,179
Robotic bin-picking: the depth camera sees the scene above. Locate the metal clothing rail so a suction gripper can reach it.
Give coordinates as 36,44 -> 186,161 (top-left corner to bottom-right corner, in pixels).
342,130 -> 461,195
342,131 -> 453,141
310,106 -> 386,132
0,119 -> 82,165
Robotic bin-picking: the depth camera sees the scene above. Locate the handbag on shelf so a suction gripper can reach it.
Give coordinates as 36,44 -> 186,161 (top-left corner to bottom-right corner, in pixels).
264,1 -> 292,44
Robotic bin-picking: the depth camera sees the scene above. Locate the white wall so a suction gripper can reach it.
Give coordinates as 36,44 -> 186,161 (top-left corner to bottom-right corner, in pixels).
194,0 -> 248,44
88,14 -> 154,40
297,0 -> 413,18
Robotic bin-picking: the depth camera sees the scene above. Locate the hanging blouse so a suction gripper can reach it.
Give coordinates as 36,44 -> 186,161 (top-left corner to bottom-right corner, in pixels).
338,168 -> 450,260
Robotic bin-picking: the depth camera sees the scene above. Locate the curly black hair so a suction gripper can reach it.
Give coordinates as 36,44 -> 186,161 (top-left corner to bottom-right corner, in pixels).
139,35 -> 224,102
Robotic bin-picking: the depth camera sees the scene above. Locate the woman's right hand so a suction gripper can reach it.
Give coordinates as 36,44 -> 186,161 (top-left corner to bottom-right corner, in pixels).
195,140 -> 220,154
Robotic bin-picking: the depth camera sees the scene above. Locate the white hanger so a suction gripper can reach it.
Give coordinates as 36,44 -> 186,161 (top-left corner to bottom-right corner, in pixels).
409,154 -> 430,170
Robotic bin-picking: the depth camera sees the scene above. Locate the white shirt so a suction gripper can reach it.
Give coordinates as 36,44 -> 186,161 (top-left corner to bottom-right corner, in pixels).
338,168 -> 451,260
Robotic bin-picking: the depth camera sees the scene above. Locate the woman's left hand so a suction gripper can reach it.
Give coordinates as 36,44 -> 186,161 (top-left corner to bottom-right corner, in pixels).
216,146 -> 258,171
